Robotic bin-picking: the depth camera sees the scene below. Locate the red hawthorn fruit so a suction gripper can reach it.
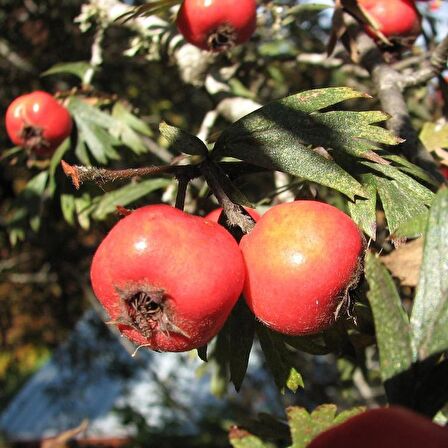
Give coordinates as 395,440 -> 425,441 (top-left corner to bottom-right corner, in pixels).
358,0 -> 422,42
5,91 -> 72,157
308,407 -> 448,448
205,207 -> 261,224
240,201 -> 364,335
90,204 -> 245,352
440,165 -> 448,180
176,0 -> 257,52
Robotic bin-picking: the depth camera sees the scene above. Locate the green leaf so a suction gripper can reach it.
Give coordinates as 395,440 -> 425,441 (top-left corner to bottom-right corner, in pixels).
41,61 -> 93,80
363,162 -> 433,205
419,121 -> 448,152
159,122 -> 208,156
68,97 -> 122,163
287,405 -> 364,448
362,163 -> 433,235
25,171 -> 49,196
91,179 -> 170,221
210,329 -> 230,398
112,101 -> 153,136
381,153 -> 439,187
110,102 -> 152,155
283,333 -> 331,355
229,428 -> 272,448
256,325 -> 303,393
411,189 -> 448,361
393,211 -> 429,239
229,300 -> 255,391
214,88 -> 400,200
374,176 -> 428,235
48,139 -> 71,195
60,194 -> 76,225
365,252 -> 413,382
75,194 -> 93,230
347,174 -> 377,240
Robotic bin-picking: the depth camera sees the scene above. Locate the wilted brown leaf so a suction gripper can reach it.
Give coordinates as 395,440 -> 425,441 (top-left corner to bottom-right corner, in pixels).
381,238 -> 424,287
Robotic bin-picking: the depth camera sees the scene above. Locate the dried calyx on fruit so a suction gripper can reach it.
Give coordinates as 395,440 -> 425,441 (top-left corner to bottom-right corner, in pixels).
90,204 -> 245,353
176,0 -> 257,52
5,91 -> 72,157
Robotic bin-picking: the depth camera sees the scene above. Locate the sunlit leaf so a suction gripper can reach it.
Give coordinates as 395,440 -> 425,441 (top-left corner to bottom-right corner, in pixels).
91,179 -> 170,220
214,88 -> 400,200
41,61 -> 93,80
411,189 -> 448,361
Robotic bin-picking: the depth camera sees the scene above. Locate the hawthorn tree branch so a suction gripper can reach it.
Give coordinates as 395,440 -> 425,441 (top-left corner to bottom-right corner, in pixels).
61,160 -> 199,189
400,34 -> 448,89
345,15 -> 443,178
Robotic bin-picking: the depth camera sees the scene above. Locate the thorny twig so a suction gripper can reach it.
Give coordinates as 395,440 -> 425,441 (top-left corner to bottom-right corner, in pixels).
61,160 -> 198,189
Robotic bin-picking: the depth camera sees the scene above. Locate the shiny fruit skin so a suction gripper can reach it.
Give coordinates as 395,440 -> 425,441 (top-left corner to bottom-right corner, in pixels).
90,204 -> 245,352
176,0 -> 257,52
240,201 -> 363,335
205,207 -> 261,224
308,407 -> 448,448
359,0 -> 421,40
5,91 -> 72,157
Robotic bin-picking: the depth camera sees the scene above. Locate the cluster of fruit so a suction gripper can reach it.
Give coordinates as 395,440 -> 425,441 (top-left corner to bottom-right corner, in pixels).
90,201 -> 364,353
174,0 -> 427,53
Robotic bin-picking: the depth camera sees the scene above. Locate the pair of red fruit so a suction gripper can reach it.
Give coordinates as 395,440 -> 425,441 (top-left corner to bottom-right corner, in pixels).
177,0 -> 424,53
91,201 -> 364,353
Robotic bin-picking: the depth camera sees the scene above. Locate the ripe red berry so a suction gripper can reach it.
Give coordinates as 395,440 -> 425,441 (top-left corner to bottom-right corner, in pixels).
240,201 -> 364,335
90,204 -> 245,352
176,0 -> 257,52
205,207 -> 261,224
308,407 -> 448,448
440,165 -> 448,180
358,0 -> 422,42
5,91 -> 72,157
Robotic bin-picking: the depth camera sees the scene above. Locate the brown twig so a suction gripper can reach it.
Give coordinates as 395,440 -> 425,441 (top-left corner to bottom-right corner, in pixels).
400,34 -> 448,89
344,15 -> 443,179
61,160 -> 179,189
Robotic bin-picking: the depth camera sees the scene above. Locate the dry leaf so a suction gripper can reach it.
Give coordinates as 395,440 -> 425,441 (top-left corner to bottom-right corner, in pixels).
381,238 -> 423,287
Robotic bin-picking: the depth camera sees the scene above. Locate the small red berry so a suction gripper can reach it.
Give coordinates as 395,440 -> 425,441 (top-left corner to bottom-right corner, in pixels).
176,0 -> 257,52
240,201 -> 364,335
205,207 -> 261,224
90,204 -> 245,352
440,165 -> 448,180
308,407 -> 448,448
5,91 -> 72,157
358,0 -> 422,42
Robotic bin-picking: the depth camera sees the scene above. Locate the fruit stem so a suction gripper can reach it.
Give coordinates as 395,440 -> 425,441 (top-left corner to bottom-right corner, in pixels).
175,175 -> 189,210
200,159 -> 255,234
